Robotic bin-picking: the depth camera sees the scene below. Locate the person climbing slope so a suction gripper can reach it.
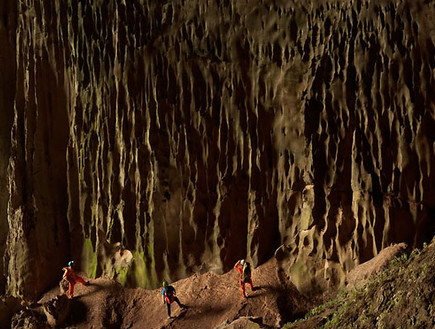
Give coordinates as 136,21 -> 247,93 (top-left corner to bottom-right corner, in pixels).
62,261 -> 89,299
234,259 -> 255,298
161,280 -> 185,319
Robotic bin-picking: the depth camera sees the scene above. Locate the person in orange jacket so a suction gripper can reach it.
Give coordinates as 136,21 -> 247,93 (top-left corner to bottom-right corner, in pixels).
62,261 -> 89,298
234,259 -> 255,298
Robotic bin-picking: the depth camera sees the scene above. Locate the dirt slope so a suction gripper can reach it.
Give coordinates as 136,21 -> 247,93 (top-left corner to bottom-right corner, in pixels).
284,239 -> 435,329
36,259 -> 312,329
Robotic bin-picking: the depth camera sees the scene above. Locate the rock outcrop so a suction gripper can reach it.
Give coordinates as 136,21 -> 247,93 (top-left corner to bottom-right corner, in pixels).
42,295 -> 71,328
0,0 -> 434,299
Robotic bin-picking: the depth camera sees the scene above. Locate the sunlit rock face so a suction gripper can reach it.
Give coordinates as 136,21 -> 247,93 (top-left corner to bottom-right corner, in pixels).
0,0 -> 434,298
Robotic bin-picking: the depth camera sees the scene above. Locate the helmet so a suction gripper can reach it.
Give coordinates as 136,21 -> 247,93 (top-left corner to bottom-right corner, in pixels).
162,280 -> 168,288
68,261 -> 74,267
240,259 -> 245,266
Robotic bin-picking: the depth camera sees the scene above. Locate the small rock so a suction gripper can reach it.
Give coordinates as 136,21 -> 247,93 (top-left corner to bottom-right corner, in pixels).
11,308 -> 48,329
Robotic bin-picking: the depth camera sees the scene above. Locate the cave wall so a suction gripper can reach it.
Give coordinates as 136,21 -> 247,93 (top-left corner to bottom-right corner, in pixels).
1,0 -> 434,298
2,0 -> 71,298
0,0 -> 16,296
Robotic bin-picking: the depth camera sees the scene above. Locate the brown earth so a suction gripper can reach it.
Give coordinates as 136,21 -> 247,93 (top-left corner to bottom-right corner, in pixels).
34,259 -> 312,329
4,240 -> 434,329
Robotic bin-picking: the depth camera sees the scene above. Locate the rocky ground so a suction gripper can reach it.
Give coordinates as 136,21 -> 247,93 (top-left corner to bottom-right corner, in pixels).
2,238 -> 434,329
8,258 -> 311,329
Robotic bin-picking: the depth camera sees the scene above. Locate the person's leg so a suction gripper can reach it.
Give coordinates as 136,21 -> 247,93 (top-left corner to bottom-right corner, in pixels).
173,296 -> 183,307
240,282 -> 246,298
68,282 -> 75,298
247,278 -> 254,290
166,302 -> 171,318
75,276 -> 88,286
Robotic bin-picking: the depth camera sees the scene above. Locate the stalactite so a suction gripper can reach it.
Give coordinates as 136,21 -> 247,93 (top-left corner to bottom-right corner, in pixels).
0,0 -> 434,298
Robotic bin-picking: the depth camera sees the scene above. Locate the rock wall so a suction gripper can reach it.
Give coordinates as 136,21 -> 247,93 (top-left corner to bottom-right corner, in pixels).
3,0 -> 71,298
0,0 -> 17,296
1,0 -> 434,298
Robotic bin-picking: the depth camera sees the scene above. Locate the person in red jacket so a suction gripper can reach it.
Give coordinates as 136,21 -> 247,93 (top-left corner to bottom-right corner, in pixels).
234,259 -> 255,298
62,261 -> 89,299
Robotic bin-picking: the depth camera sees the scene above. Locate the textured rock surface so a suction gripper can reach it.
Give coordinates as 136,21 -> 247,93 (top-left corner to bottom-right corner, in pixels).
42,294 -> 70,328
0,0 -> 16,296
10,308 -> 48,329
0,0 -> 434,298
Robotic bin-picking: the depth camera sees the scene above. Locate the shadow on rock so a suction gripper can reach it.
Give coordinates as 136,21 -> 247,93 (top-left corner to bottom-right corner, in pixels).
43,294 -> 70,327
276,290 -> 307,324
248,284 -> 278,298
66,299 -> 87,326
248,284 -> 307,324
246,285 -> 270,298
0,296 -> 23,329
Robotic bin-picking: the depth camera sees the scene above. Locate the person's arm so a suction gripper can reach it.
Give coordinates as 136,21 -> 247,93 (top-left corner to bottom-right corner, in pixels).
162,289 -> 166,303
234,260 -> 240,269
63,267 -> 70,279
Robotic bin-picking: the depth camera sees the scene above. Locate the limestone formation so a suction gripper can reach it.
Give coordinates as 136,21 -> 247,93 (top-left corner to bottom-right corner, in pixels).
0,0 -> 434,298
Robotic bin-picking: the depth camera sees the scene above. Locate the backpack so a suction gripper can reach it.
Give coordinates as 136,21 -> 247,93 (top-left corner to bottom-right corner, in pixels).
242,262 -> 251,282
164,285 -> 175,303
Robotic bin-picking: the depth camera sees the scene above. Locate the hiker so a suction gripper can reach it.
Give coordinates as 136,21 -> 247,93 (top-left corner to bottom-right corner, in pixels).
161,280 -> 185,319
234,259 -> 255,298
62,261 -> 89,299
